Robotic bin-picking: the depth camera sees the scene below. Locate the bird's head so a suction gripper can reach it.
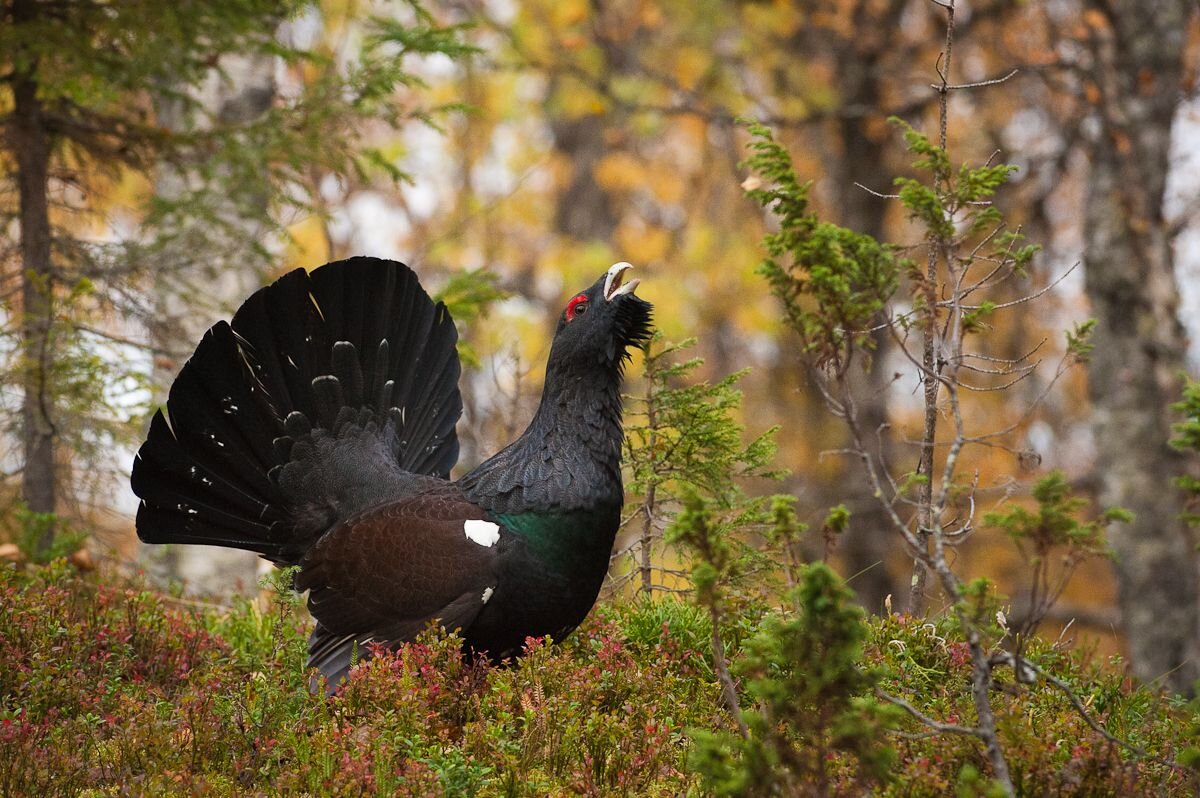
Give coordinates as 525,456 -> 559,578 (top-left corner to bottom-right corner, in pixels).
550,262 -> 653,373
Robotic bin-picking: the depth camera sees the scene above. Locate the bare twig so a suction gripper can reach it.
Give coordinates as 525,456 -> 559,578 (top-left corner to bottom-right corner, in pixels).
877,689 -> 982,737
961,338 -> 1048,365
957,359 -> 1038,376
932,69 -> 1020,92
995,653 -> 1193,775
854,181 -> 901,200
955,262 -> 1080,311
957,367 -> 1039,392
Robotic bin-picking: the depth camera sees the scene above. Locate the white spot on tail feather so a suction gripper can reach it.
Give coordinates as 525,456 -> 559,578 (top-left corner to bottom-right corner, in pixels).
481,586 -> 494,604
463,519 -> 500,547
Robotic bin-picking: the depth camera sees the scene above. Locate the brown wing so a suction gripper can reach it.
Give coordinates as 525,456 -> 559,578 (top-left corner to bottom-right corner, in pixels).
295,488 -> 501,691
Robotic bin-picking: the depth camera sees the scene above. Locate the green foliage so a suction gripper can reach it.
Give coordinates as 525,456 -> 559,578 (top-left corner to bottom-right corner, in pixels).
765,495 -> 808,585
981,471 -> 1123,649
622,335 -> 782,592
741,120 -> 898,369
691,564 -> 902,796
137,2 -> 479,242
893,119 -> 951,175
668,492 -> 742,606
0,562 -> 1194,796
895,176 -> 955,239
12,506 -> 87,565
954,161 -> 1019,205
670,486 -> 897,795
626,335 -> 781,506
1171,376 -> 1200,530
767,494 -> 807,547
955,763 -> 1008,798
434,268 -> 508,367
1171,377 -> 1200,453
435,268 -> 507,322
961,300 -> 997,335
3,2 -> 302,101
822,503 -> 851,539
641,331 -> 895,796
1066,319 -> 1098,362
615,596 -> 716,679
890,118 -> 1022,243
984,471 -> 1115,560
369,3 -> 482,65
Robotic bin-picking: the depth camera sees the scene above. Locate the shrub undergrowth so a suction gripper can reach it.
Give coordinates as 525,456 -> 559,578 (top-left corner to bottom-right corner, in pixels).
1,560 -> 1195,796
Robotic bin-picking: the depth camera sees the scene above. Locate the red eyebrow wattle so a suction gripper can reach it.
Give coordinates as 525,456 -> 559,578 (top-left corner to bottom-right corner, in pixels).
566,294 -> 588,321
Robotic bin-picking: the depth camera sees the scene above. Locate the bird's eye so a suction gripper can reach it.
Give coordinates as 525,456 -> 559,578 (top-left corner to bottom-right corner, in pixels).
566,294 -> 589,321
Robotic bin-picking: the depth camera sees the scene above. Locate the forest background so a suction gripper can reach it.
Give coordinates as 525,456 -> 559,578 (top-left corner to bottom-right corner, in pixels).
4,0 -> 1200,793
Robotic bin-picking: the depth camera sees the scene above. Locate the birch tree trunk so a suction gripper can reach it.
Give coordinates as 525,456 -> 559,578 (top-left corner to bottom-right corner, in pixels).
1080,0 -> 1200,694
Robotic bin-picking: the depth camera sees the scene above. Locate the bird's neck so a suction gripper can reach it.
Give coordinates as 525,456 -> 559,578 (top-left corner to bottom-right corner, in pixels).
460,363 -> 626,514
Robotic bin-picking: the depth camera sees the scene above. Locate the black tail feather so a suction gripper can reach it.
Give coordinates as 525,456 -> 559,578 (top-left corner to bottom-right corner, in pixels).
330,341 -> 364,407
133,257 -> 463,565
308,257 -> 463,476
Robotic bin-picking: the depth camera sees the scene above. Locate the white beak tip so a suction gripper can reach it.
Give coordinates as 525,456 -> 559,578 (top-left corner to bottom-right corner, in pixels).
604,262 -> 637,300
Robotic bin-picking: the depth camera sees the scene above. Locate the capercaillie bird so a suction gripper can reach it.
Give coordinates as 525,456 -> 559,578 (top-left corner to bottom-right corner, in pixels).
132,257 -> 652,692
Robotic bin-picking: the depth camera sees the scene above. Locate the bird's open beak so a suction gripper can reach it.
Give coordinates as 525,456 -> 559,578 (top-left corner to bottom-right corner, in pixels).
603,262 -> 640,301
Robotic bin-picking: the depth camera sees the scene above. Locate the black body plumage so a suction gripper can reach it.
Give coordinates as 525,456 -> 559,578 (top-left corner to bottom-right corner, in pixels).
132,257 -> 652,691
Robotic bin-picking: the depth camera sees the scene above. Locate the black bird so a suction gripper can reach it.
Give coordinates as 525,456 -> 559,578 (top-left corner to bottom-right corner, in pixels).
132,257 -> 652,691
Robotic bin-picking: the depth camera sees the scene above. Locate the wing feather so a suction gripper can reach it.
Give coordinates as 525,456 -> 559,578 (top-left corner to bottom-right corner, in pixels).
295,488 -> 501,691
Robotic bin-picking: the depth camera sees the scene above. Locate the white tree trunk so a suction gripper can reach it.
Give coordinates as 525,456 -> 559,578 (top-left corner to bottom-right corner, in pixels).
1081,0 -> 1200,694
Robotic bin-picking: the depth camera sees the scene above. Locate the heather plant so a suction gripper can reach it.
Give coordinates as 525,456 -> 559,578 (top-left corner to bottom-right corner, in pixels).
4,559 -> 1195,796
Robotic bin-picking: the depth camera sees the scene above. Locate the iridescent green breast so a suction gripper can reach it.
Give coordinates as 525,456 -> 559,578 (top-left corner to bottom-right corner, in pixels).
461,505 -> 622,659
496,505 -> 621,576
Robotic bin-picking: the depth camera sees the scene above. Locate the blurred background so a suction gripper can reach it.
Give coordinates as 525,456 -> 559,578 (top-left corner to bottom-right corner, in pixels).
3,0 -> 1200,688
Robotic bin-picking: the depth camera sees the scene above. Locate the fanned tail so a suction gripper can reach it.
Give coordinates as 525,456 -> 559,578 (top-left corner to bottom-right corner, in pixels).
132,257 -> 463,565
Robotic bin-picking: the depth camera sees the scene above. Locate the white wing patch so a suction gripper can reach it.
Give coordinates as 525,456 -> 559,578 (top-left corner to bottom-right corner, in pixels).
463,519 -> 500,547
481,586 -> 494,604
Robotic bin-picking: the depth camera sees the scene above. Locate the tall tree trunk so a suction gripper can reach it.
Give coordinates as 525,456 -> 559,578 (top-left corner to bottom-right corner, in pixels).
823,0 -> 907,614
832,122 -> 896,614
1081,0 -> 1200,693
551,113 -> 617,241
11,0 -> 57,553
